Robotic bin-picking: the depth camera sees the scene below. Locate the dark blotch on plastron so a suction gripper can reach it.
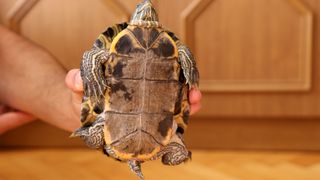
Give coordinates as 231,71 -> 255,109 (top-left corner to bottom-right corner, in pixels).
183,110 -> 190,125
177,127 -> 185,135
115,35 -> 133,54
123,91 -> 133,101
113,61 -> 126,77
159,39 -> 174,57
115,34 -> 145,54
179,70 -> 186,84
93,105 -> 103,114
80,106 -> 90,123
111,81 -> 133,101
118,22 -> 128,30
112,81 -> 127,93
152,39 -> 175,57
158,115 -> 173,137
174,86 -> 183,115
132,27 -> 146,48
148,28 -> 160,47
167,31 -> 179,42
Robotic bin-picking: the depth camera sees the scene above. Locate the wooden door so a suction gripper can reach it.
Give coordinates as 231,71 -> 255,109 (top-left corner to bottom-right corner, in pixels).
1,0 -> 320,150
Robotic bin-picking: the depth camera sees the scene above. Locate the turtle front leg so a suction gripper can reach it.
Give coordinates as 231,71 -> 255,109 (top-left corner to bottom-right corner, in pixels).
166,30 -> 199,89
80,48 -> 109,126
80,22 -> 128,125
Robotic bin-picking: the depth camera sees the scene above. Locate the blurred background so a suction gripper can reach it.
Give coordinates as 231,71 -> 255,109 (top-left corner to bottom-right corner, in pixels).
1,0 -> 320,179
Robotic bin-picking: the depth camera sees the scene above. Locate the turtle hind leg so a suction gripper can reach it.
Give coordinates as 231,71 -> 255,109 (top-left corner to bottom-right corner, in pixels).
70,116 -> 105,149
161,143 -> 191,165
160,134 -> 191,166
128,160 -> 144,180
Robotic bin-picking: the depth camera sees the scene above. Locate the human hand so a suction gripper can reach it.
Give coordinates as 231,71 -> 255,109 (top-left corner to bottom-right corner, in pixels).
65,69 -> 83,118
65,69 -> 202,117
189,88 -> 202,115
0,105 -> 36,135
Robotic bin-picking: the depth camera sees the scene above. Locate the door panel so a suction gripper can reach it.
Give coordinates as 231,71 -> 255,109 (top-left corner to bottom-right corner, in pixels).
20,0 -> 129,69
194,0 -> 312,92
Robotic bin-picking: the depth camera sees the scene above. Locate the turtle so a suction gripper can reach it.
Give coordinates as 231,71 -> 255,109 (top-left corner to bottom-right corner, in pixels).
71,0 -> 199,179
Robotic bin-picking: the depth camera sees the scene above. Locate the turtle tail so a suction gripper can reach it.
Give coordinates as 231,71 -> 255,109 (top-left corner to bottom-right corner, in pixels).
128,160 -> 144,180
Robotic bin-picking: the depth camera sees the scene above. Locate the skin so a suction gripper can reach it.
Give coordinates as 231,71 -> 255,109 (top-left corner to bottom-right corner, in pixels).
0,105 -> 35,134
0,25 -> 80,134
0,25 -> 202,135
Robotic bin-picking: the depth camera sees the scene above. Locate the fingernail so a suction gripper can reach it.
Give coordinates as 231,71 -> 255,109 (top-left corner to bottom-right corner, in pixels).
75,71 -> 83,90
196,90 -> 202,99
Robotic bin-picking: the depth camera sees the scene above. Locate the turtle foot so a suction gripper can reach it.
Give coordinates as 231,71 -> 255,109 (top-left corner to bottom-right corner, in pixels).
161,142 -> 191,166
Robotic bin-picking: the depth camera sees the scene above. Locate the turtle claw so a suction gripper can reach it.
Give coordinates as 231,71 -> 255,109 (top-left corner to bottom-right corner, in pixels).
70,127 -> 87,138
128,160 -> 144,180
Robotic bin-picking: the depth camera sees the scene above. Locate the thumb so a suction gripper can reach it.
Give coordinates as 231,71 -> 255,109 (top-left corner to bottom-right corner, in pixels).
65,69 -> 83,92
65,69 -> 83,117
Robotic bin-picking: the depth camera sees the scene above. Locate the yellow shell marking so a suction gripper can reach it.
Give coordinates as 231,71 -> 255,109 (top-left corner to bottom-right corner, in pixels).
81,98 -> 98,126
110,146 -> 161,161
163,32 -> 179,58
161,128 -> 173,145
104,123 -> 112,145
173,85 -> 189,130
97,34 -> 108,49
109,29 -> 130,54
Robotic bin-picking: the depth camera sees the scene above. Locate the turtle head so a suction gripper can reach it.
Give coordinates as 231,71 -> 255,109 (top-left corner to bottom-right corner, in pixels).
130,0 -> 160,27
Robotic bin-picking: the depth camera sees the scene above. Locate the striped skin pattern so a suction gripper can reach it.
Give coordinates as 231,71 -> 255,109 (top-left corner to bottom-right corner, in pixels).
177,42 -> 199,88
71,116 -> 105,148
80,49 -> 108,126
166,31 -> 200,89
73,0 -> 199,179
81,49 -> 107,99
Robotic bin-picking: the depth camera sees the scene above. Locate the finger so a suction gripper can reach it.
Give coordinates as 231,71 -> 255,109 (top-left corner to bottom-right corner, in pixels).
65,69 -> 83,92
65,69 -> 83,116
0,112 -> 36,134
190,102 -> 201,115
189,88 -> 202,105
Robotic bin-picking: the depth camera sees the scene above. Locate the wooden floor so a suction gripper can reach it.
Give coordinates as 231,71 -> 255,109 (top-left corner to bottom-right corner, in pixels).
1,149 -> 320,180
